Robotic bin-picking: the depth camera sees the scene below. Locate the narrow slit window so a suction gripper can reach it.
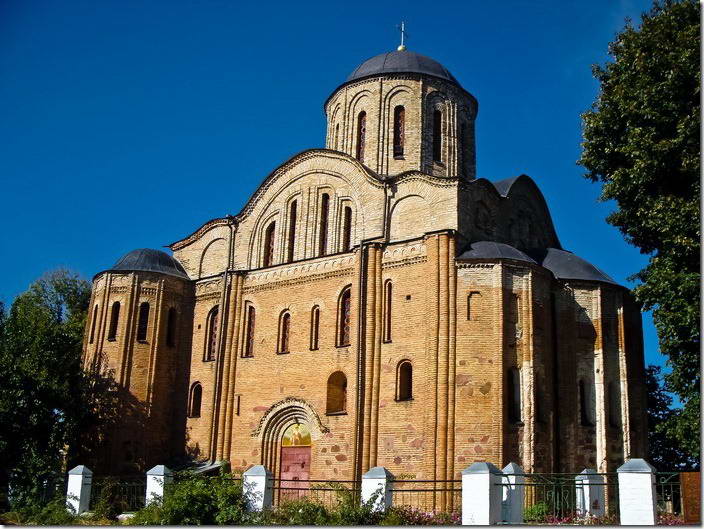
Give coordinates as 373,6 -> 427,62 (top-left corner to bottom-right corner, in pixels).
338,286 -> 352,346
393,105 -> 405,158
310,305 -> 320,351
89,304 -> 98,344
467,291 -> 481,321
205,305 -> 219,361
342,206 -> 352,252
508,367 -> 522,424
188,382 -> 202,418
396,360 -> 412,401
287,200 -> 297,263
136,302 -> 150,342
166,307 -> 177,348
334,123 -> 340,150
244,305 -> 255,357
432,109 -> 442,162
107,301 -> 120,342
263,221 -> 276,267
278,311 -> 291,354
326,371 -> 347,414
356,111 -> 366,162
319,193 -> 329,256
383,280 -> 392,343
580,379 -> 596,426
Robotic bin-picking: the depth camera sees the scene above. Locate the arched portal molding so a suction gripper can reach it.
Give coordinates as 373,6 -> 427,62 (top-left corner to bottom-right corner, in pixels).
251,397 -> 329,440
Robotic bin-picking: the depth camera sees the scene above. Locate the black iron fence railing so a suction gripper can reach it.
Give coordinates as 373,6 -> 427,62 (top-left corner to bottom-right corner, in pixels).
655,472 -> 682,516
88,476 -> 146,513
391,479 -> 462,513
270,479 -> 361,508
499,472 -> 620,524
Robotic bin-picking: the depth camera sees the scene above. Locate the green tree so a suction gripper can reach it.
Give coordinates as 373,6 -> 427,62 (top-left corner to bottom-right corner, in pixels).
0,270 -> 93,507
578,0 -> 700,462
646,365 -> 697,470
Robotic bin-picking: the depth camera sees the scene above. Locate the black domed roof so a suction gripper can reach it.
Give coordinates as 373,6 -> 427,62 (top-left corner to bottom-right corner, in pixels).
108,248 -> 189,279
346,49 -> 459,86
458,241 -> 536,264
528,248 -> 618,285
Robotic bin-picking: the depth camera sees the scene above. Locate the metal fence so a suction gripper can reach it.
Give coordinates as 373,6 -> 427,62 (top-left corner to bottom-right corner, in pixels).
270,478 -> 361,508
500,472 -> 620,523
391,479 -> 462,513
88,476 -> 146,513
655,472 -> 682,516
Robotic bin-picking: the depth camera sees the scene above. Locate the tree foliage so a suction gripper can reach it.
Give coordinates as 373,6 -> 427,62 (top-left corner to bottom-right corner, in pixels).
0,270 -> 114,508
578,0 -> 700,462
646,365 -> 698,470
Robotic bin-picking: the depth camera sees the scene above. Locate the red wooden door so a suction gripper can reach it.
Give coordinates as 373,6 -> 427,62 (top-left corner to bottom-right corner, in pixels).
280,445 -> 311,501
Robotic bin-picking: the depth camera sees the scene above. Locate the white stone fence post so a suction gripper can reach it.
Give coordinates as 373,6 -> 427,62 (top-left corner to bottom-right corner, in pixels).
617,458 -> 657,525
146,465 -> 173,505
361,466 -> 394,511
501,462 -> 525,524
461,462 -> 503,525
66,465 -> 92,514
575,468 -> 605,518
242,465 -> 273,512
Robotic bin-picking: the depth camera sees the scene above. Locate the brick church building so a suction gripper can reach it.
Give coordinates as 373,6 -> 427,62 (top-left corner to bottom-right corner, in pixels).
82,46 -> 647,484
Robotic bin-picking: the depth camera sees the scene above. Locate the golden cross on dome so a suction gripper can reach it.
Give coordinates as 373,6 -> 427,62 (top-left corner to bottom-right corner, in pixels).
397,21 -> 407,51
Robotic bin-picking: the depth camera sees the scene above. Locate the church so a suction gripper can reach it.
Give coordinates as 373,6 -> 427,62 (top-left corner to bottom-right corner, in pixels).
82,45 -> 647,485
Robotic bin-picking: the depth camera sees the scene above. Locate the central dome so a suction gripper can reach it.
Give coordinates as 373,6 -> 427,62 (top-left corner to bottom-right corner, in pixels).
345,49 -> 459,86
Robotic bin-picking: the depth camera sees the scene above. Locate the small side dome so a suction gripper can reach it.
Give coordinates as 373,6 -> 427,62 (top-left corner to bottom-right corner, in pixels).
108,248 -> 189,279
458,241 -> 537,264
529,248 -> 618,285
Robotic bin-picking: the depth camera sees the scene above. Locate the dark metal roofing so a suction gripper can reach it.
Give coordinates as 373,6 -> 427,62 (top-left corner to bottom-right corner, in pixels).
458,241 -> 537,264
492,176 -> 520,197
107,248 -> 189,279
346,49 -> 459,86
528,247 -> 618,285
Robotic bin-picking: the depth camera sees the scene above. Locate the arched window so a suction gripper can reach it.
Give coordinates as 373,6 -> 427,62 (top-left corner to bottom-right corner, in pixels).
334,123 -> 340,150
136,302 -> 150,342
579,379 -> 596,426
608,381 -> 620,428
393,105 -> 405,158
467,291 -> 481,321
107,301 -> 120,341
89,304 -> 98,344
188,382 -> 202,418
278,311 -> 291,354
341,206 -> 353,252
326,371 -> 347,414
432,109 -> 442,162
243,304 -> 255,357
508,367 -> 522,424
356,111 -> 366,162
383,280 -> 392,343
337,286 -> 352,347
318,193 -> 329,256
396,360 -> 412,401
310,305 -> 320,351
287,200 -> 297,263
166,307 -> 177,348
263,221 -> 276,267
205,305 -> 219,361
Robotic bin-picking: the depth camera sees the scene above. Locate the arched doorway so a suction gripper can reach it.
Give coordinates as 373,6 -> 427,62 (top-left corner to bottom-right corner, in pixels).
280,422 -> 312,501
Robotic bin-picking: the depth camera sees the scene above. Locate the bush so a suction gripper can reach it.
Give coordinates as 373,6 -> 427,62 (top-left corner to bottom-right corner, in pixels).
1,497 -> 80,525
380,506 -> 460,525
256,498 -> 332,525
129,471 -> 248,525
523,501 -> 550,522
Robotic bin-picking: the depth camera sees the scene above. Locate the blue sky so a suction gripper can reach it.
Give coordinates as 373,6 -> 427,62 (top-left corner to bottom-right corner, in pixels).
0,0 -> 665,368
